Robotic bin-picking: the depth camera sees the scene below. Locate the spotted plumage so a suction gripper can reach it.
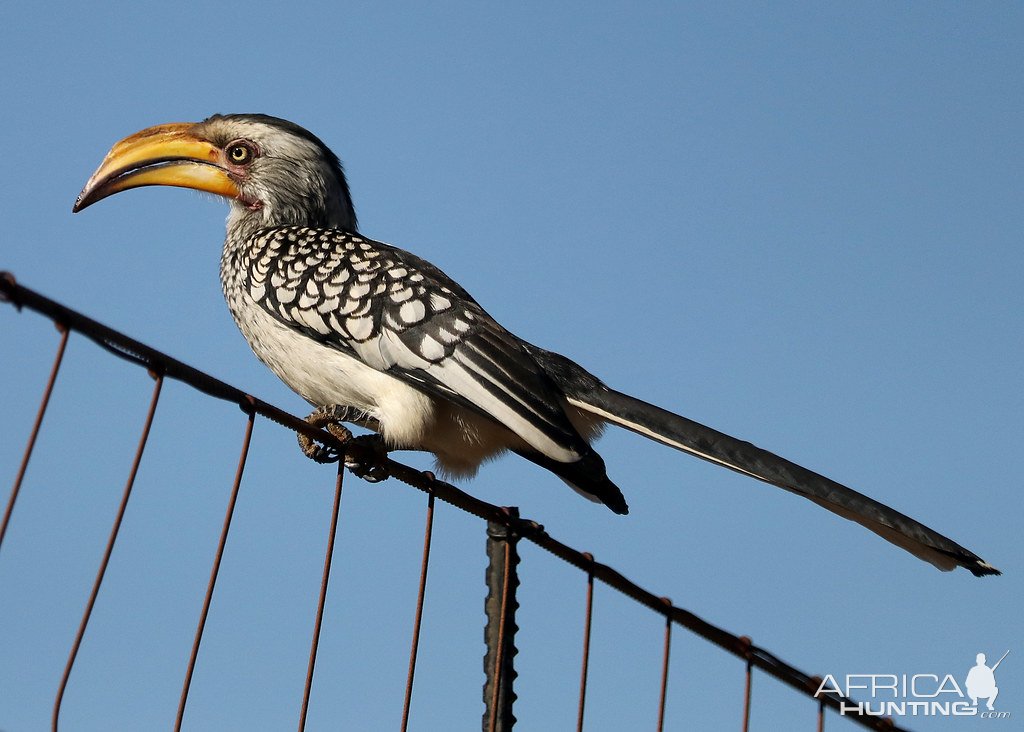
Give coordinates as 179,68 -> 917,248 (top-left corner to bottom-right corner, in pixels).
220,223 -> 616,503
74,113 -> 999,576
232,226 -> 466,349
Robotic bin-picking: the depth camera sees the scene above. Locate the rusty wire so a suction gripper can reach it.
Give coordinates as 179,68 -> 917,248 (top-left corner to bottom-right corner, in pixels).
0,273 -> 908,732
298,461 -> 346,731
656,597 -> 673,732
0,322 -> 68,553
575,554 -> 594,732
400,491 -> 436,732
51,371 -> 164,732
741,643 -> 754,732
175,408 -> 256,731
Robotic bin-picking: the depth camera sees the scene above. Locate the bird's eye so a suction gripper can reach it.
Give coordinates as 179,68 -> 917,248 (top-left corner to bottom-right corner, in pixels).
226,141 -> 257,165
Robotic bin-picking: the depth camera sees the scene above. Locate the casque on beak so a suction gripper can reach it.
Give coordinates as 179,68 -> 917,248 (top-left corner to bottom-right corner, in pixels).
73,123 -> 242,212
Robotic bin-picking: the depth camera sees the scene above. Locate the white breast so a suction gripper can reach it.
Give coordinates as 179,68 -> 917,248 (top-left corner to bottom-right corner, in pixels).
226,290 -> 433,440
223,289 -> 524,476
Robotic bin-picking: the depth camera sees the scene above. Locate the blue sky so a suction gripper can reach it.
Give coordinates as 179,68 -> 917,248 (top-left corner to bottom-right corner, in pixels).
1,2 -> 1020,730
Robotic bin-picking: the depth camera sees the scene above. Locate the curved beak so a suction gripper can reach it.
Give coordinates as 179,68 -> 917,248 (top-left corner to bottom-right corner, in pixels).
73,123 -> 242,212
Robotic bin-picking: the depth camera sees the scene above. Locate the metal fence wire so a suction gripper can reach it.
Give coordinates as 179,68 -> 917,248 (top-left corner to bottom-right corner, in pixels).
0,272 -> 906,732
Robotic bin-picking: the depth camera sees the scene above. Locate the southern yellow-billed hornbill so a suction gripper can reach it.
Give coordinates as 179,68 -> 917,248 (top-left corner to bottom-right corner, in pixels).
74,114 -> 998,576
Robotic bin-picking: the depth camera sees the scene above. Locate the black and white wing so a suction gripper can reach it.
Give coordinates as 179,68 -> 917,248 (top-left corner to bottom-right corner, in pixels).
237,225 -> 591,464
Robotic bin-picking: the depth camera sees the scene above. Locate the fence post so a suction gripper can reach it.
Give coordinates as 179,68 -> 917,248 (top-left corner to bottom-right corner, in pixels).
483,508 -> 520,731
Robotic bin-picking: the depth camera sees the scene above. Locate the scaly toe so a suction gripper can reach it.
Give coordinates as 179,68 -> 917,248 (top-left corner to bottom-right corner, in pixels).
297,406 -> 355,463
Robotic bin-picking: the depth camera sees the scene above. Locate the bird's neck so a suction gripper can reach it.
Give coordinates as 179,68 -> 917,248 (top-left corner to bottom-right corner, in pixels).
224,201 -> 355,245
225,205 -> 271,245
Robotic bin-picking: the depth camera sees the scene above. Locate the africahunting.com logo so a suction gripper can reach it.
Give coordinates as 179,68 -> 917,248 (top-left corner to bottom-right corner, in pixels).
814,650 -> 1011,719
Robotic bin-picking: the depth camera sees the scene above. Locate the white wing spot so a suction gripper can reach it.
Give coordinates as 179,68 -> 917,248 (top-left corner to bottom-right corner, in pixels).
430,293 -> 452,311
339,298 -> 361,315
437,327 -> 460,344
346,316 -> 374,341
320,282 -> 344,298
329,269 -> 350,285
400,299 -> 427,324
293,307 -> 331,335
317,296 -> 340,313
419,335 -> 446,361
350,282 -> 371,298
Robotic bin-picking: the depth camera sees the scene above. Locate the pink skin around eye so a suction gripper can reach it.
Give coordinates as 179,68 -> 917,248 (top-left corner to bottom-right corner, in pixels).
218,147 -> 262,210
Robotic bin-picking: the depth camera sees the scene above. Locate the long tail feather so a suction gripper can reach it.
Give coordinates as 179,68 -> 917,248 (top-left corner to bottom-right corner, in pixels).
567,387 -> 999,577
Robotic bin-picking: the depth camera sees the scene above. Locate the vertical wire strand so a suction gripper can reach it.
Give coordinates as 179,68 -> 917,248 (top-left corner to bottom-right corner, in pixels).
656,599 -> 672,732
52,372 -> 163,732
817,699 -> 825,732
742,659 -> 753,732
175,409 -> 256,731
575,555 -> 595,732
0,325 -> 69,552
298,461 -> 345,732
487,538 -> 513,732
400,491 -> 436,732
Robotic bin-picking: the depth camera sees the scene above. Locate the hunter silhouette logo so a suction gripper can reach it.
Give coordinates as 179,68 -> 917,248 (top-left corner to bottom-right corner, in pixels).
966,650 -> 1009,711
815,649 -> 1012,719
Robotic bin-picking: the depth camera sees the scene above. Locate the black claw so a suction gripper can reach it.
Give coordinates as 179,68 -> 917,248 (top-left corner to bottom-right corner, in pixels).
344,434 -> 391,482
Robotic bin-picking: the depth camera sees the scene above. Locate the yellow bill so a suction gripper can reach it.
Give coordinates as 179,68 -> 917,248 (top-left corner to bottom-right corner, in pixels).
74,123 -> 241,211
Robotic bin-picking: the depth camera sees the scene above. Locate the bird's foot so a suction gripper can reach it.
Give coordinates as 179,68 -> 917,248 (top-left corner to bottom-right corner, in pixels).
343,434 -> 391,483
297,406 -> 391,481
297,405 -> 357,464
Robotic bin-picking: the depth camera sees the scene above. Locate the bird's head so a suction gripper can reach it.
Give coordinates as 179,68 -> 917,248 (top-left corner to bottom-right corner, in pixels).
74,114 -> 357,236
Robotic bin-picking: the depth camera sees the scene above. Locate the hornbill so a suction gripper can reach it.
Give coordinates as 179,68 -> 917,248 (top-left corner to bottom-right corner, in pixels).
74,114 -> 998,576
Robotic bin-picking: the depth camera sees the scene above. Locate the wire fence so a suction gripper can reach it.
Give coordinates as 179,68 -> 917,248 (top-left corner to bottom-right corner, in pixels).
0,272 -> 905,731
